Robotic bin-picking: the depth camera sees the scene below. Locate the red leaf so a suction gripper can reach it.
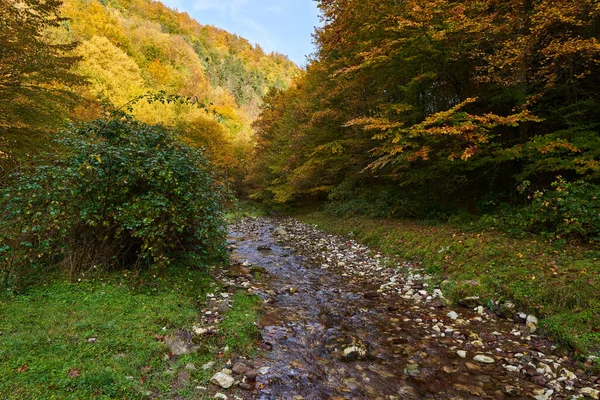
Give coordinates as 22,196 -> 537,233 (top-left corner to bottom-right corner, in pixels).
15,364 -> 29,373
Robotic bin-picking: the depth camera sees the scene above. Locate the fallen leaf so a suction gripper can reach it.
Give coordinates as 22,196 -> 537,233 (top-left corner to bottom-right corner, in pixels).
67,369 -> 80,378
14,364 -> 29,373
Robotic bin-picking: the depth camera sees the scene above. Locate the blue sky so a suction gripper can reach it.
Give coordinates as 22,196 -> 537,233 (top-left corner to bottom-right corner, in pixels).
159,0 -> 321,66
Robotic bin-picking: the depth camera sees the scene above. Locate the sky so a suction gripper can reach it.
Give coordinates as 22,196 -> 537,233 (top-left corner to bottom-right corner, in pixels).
158,0 -> 321,66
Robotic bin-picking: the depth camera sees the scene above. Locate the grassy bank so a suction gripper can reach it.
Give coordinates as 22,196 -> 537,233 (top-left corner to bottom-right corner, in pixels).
0,266 -> 261,399
301,211 -> 600,357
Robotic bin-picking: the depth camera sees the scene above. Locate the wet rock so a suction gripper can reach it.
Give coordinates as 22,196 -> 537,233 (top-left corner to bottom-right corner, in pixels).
473,354 -> 495,364
404,363 -> 421,377
211,371 -> 235,389
341,345 -> 368,361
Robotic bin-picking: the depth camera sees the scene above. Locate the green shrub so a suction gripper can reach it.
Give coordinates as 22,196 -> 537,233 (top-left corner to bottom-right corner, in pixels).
0,113 -> 228,285
524,178 -> 600,242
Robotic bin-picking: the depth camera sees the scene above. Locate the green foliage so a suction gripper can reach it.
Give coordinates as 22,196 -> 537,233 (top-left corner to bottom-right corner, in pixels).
524,178 -> 600,242
219,292 -> 262,355
0,113 -> 228,286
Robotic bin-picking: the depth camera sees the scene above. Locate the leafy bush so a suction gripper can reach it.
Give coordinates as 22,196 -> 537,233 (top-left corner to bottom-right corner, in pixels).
524,177 -> 600,242
0,113 -> 228,285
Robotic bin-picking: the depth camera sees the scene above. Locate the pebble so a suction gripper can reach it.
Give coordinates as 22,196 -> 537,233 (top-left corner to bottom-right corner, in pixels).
457,350 -> 467,358
447,311 -> 459,320
473,354 -> 495,364
211,371 -> 235,389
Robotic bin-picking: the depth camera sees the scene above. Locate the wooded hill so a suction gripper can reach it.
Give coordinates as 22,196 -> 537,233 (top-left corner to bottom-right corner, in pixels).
1,0 -> 299,186
250,0 -> 600,241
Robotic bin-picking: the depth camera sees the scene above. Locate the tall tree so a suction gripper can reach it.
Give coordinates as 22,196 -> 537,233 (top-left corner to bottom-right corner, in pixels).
0,0 -> 84,128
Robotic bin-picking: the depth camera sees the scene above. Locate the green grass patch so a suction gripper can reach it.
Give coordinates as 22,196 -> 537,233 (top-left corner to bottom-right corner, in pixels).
301,211 -> 600,356
220,292 -> 262,355
0,265 -> 262,399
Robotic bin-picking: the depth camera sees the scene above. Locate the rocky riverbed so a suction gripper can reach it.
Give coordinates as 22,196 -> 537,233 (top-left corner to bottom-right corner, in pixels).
205,217 -> 600,399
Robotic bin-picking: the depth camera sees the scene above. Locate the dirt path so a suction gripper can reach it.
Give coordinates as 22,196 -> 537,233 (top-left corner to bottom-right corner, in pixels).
225,217 -> 599,400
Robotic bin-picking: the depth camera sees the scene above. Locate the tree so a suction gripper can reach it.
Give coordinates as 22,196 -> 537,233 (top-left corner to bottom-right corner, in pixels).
0,0 -> 84,128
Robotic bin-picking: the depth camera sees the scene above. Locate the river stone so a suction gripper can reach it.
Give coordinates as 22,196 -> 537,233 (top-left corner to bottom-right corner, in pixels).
458,296 -> 481,308
447,311 -> 459,320
165,330 -> 195,355
494,301 -> 516,319
211,371 -> 235,389
457,350 -> 467,359
202,361 -> 215,370
214,394 -> 228,400
232,362 -> 249,375
403,363 -> 421,377
473,354 -> 495,364
502,385 -> 520,396
526,315 -> 539,333
533,388 -> 554,400
342,345 -> 368,361
274,227 -> 287,236
227,265 -> 250,277
581,388 -> 600,399
244,369 -> 259,382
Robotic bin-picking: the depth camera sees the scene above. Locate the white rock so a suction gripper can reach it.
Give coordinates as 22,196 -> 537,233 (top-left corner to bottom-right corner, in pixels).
477,306 -> 484,315
473,354 -> 495,364
533,389 -> 554,400
526,315 -> 539,333
581,388 -> 600,399
447,311 -> 459,320
211,371 -> 235,389
457,350 -> 467,358
214,394 -> 228,400
503,365 -> 519,372
561,368 -> 577,381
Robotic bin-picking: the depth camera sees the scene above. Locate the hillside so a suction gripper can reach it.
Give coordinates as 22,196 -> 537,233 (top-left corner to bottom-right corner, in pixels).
2,0 -> 300,183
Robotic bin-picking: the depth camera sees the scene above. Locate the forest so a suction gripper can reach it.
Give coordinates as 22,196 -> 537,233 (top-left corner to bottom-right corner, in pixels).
251,0 -> 600,243
1,0 -> 600,398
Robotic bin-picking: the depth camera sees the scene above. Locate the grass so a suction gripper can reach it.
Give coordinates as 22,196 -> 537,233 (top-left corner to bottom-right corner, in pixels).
301,211 -> 600,356
0,265 -> 263,399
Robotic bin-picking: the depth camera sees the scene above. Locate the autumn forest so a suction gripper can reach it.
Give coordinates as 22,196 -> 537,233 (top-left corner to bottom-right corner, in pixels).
1,0 -> 600,398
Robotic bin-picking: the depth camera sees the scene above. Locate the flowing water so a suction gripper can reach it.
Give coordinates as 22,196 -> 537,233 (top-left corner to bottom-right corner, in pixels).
226,217 -> 597,400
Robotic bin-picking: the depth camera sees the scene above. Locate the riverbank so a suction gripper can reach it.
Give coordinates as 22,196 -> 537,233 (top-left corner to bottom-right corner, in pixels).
300,211 -> 600,359
0,264 -> 260,399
